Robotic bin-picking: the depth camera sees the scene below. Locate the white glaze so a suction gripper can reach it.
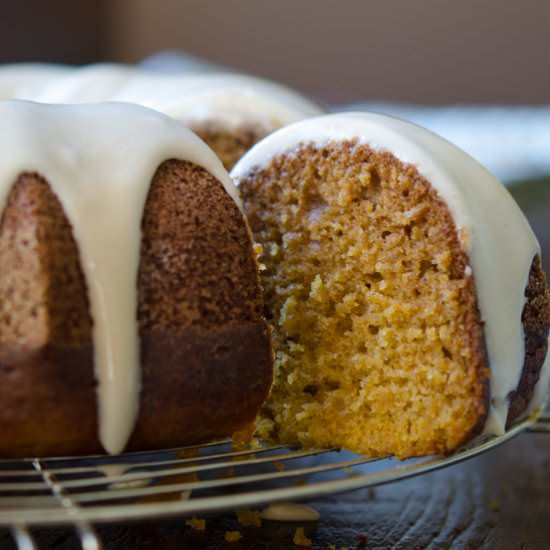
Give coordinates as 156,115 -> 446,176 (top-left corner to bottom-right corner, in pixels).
3,64 -> 322,136
232,112 -> 546,434
110,73 -> 323,130
261,503 -> 320,522
0,64 -> 70,100
0,100 -> 237,454
34,64 -> 139,104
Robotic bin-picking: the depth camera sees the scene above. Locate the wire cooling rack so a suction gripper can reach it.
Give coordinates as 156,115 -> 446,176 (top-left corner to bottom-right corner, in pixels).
1,411 -> 549,549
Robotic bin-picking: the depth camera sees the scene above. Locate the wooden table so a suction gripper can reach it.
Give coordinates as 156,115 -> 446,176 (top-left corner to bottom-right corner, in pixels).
1,179 -> 548,550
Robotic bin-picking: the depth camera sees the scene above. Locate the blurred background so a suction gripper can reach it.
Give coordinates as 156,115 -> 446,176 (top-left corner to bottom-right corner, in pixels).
2,0 -> 550,105
1,0 -> 549,273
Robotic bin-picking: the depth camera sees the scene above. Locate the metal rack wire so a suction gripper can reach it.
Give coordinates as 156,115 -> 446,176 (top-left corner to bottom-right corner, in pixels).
1,411 -> 548,549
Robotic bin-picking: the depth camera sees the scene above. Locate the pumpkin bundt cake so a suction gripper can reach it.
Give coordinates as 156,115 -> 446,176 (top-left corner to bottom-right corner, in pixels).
112,73 -> 323,170
233,113 -> 550,458
0,100 -> 272,458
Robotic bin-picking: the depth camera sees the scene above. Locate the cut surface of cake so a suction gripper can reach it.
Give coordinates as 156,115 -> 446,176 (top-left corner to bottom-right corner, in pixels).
233,113 -> 550,458
0,100 -> 272,458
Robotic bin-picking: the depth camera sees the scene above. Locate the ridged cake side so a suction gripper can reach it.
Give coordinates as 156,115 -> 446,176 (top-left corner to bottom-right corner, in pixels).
0,161 -> 272,458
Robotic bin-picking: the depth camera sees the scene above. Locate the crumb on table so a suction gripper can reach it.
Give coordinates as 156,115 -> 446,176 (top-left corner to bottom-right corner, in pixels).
225,530 -> 243,542
293,526 -> 312,546
237,509 -> 262,527
185,517 -> 206,531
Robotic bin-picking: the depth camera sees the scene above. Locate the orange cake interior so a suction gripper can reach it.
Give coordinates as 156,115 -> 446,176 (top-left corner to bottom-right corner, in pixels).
240,140 -> 489,458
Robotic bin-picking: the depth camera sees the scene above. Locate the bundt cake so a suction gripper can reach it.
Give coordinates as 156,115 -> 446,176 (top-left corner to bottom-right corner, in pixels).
0,100 -> 272,458
0,64 -> 322,171
233,112 -> 550,458
111,73 -> 323,170
0,63 -> 322,169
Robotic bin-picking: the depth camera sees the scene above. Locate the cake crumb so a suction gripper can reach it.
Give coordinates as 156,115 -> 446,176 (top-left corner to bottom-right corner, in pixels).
253,242 -> 263,258
248,437 -> 263,450
225,530 -> 243,542
237,509 -> 262,527
274,460 -> 286,471
232,422 -> 256,449
293,527 -> 312,546
185,517 -> 205,530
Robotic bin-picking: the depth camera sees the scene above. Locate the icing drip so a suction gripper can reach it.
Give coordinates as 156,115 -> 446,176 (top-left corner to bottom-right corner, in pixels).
0,100 -> 235,454
232,112 -> 546,434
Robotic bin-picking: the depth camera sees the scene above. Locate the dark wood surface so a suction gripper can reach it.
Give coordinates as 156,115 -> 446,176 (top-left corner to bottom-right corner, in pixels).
0,179 -> 548,549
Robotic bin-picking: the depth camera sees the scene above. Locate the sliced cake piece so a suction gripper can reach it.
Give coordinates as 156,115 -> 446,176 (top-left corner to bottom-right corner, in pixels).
233,112 -> 550,458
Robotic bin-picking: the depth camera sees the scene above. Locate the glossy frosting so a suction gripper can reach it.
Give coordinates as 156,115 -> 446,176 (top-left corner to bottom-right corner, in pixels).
0,63 -> 322,132
0,100 -> 236,454
111,73 -> 323,129
34,63 -> 139,104
232,112 -> 547,434
0,64 -> 70,100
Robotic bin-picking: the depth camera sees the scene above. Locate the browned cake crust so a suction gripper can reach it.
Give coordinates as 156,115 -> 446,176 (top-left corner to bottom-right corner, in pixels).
508,256 -> 550,426
0,161 -> 272,458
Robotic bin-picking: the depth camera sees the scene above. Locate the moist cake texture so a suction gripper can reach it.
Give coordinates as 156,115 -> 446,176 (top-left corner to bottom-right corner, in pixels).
234,113 -> 550,458
242,141 -> 488,456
